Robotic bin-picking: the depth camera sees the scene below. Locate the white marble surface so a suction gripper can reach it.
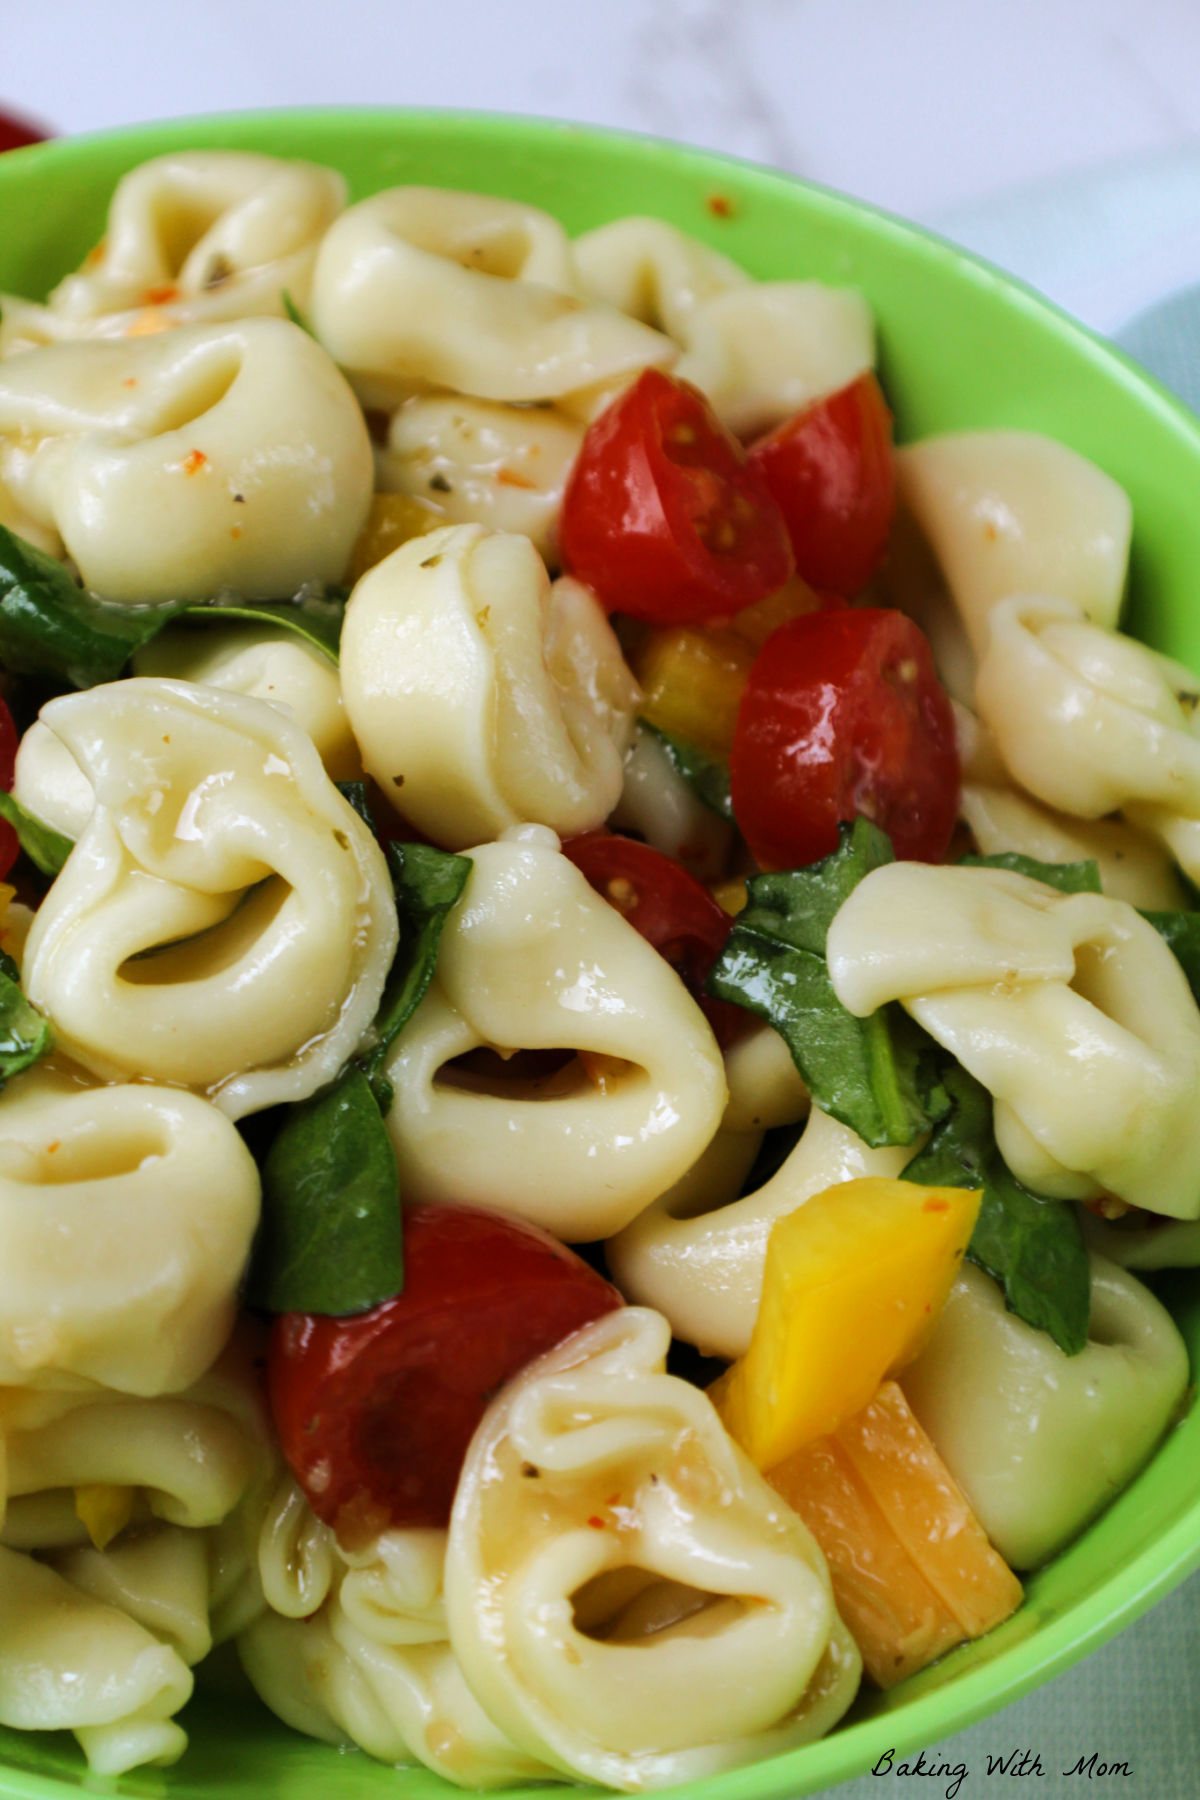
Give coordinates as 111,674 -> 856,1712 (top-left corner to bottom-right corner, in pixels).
6,4 -> 1200,1795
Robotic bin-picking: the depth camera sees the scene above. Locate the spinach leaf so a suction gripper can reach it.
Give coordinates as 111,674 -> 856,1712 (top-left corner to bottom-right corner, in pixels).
707,819 -> 942,1146
959,851 -> 1102,895
0,525 -> 186,687
180,592 -> 344,663
365,842 -> 472,1108
248,842 -> 470,1315
281,289 -> 316,337
1141,909 -> 1200,1004
0,948 -> 53,1087
902,1062 -> 1091,1355
249,1068 -> 402,1316
0,790 -> 72,876
640,720 -> 734,822
335,780 -> 374,830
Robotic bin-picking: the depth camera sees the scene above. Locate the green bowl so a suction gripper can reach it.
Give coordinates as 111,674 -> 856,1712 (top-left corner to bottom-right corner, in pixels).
2,107 -> 1199,1800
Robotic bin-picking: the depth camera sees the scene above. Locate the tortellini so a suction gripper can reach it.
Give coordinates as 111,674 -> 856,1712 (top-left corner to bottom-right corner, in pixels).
608,1106 -> 912,1359
239,1475 -> 549,1786
22,678 -> 397,1117
1080,1207 -> 1200,1271
375,394 -> 583,563
0,1076 -> 259,1393
310,188 -> 674,412
827,861 -> 1200,1215
0,318 -> 372,601
134,622 -> 359,781
896,431 -> 1132,655
341,523 -> 640,848
902,1258 -> 1189,1569
575,216 -> 874,435
446,1306 -> 861,1789
2,152 -> 345,350
976,594 -> 1200,885
382,827 -> 727,1240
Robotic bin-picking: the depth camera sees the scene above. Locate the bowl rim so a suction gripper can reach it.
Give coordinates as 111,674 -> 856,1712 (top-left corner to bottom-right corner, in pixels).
1,103 -> 1200,1800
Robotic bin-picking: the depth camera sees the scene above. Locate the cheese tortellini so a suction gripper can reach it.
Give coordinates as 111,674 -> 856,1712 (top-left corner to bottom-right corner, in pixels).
575,216 -> 874,436
608,1106 -> 912,1359
446,1306 -> 861,1789
0,1074 -> 259,1394
22,678 -> 397,1117
0,318 -> 372,601
239,1475 -> 550,1787
341,524 -> 639,848
1,152 -> 345,353
382,827 -> 727,1240
310,187 -> 674,413
827,861 -> 1200,1214
976,594 -> 1200,886
902,1258 -> 1189,1569
896,430 -> 1132,656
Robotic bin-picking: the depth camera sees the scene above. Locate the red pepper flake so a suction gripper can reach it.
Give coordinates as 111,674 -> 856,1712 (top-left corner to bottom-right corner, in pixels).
182,449 -> 208,476
604,1493 -> 621,1508
496,466 -> 538,490
45,1141 -> 60,1154
922,1197 -> 950,1213
707,193 -> 735,219
230,525 -> 243,540
122,377 -> 138,388
143,283 -> 180,305
586,1515 -> 606,1530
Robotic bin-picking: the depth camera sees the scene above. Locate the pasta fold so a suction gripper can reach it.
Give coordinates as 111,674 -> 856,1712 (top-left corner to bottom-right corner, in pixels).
341,524 -> 639,848
382,827 -> 727,1240
0,319 -> 372,601
310,188 -> 674,411
0,1076 -> 259,1393
445,1306 -> 861,1789
22,679 -> 397,1117
826,862 -> 1200,1215
896,431 -> 1131,654
574,216 -> 873,435
902,1258 -> 1188,1568
608,1107 -> 912,1359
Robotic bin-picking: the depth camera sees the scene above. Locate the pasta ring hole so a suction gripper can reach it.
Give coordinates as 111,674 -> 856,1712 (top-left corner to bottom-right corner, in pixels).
0,1124 -> 169,1186
436,1046 -> 638,1100
570,1568 -> 741,1645
118,877 -> 290,987
148,341 -> 241,433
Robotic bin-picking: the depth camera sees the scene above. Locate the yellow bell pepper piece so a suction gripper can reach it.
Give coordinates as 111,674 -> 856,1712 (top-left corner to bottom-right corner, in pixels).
711,1176 -> 980,1470
74,1483 -> 135,1551
726,575 -> 825,650
710,876 -> 748,917
632,627 -> 756,760
347,492 -> 444,583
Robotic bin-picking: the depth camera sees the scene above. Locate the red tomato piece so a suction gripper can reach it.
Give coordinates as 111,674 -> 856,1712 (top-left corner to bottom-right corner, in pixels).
747,373 -> 895,596
563,831 -> 742,1045
730,607 -> 959,869
559,368 -> 794,625
0,108 -> 50,153
268,1202 -> 622,1539
0,700 -> 19,880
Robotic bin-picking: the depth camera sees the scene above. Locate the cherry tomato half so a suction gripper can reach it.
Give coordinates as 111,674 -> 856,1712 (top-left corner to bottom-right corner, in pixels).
0,700 -> 19,880
730,607 -> 959,869
559,369 -> 794,625
0,108 -> 50,154
268,1202 -> 622,1539
746,372 -> 895,597
563,831 -> 742,1045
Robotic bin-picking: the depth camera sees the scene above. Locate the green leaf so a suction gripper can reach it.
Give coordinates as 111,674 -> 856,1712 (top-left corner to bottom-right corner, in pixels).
0,525 -> 186,687
706,820 -> 938,1146
335,780 -> 374,829
281,289 -> 315,337
0,789 -> 73,876
640,720 -> 734,821
959,851 -> 1102,894
364,842 -> 472,1108
902,1063 -> 1091,1355
1141,908 -> 1200,1004
249,1067 -> 403,1316
180,592 -> 344,663
0,949 -> 53,1088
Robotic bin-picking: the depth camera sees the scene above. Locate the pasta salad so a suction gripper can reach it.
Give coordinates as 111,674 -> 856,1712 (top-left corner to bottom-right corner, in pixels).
0,147 -> 1194,1789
